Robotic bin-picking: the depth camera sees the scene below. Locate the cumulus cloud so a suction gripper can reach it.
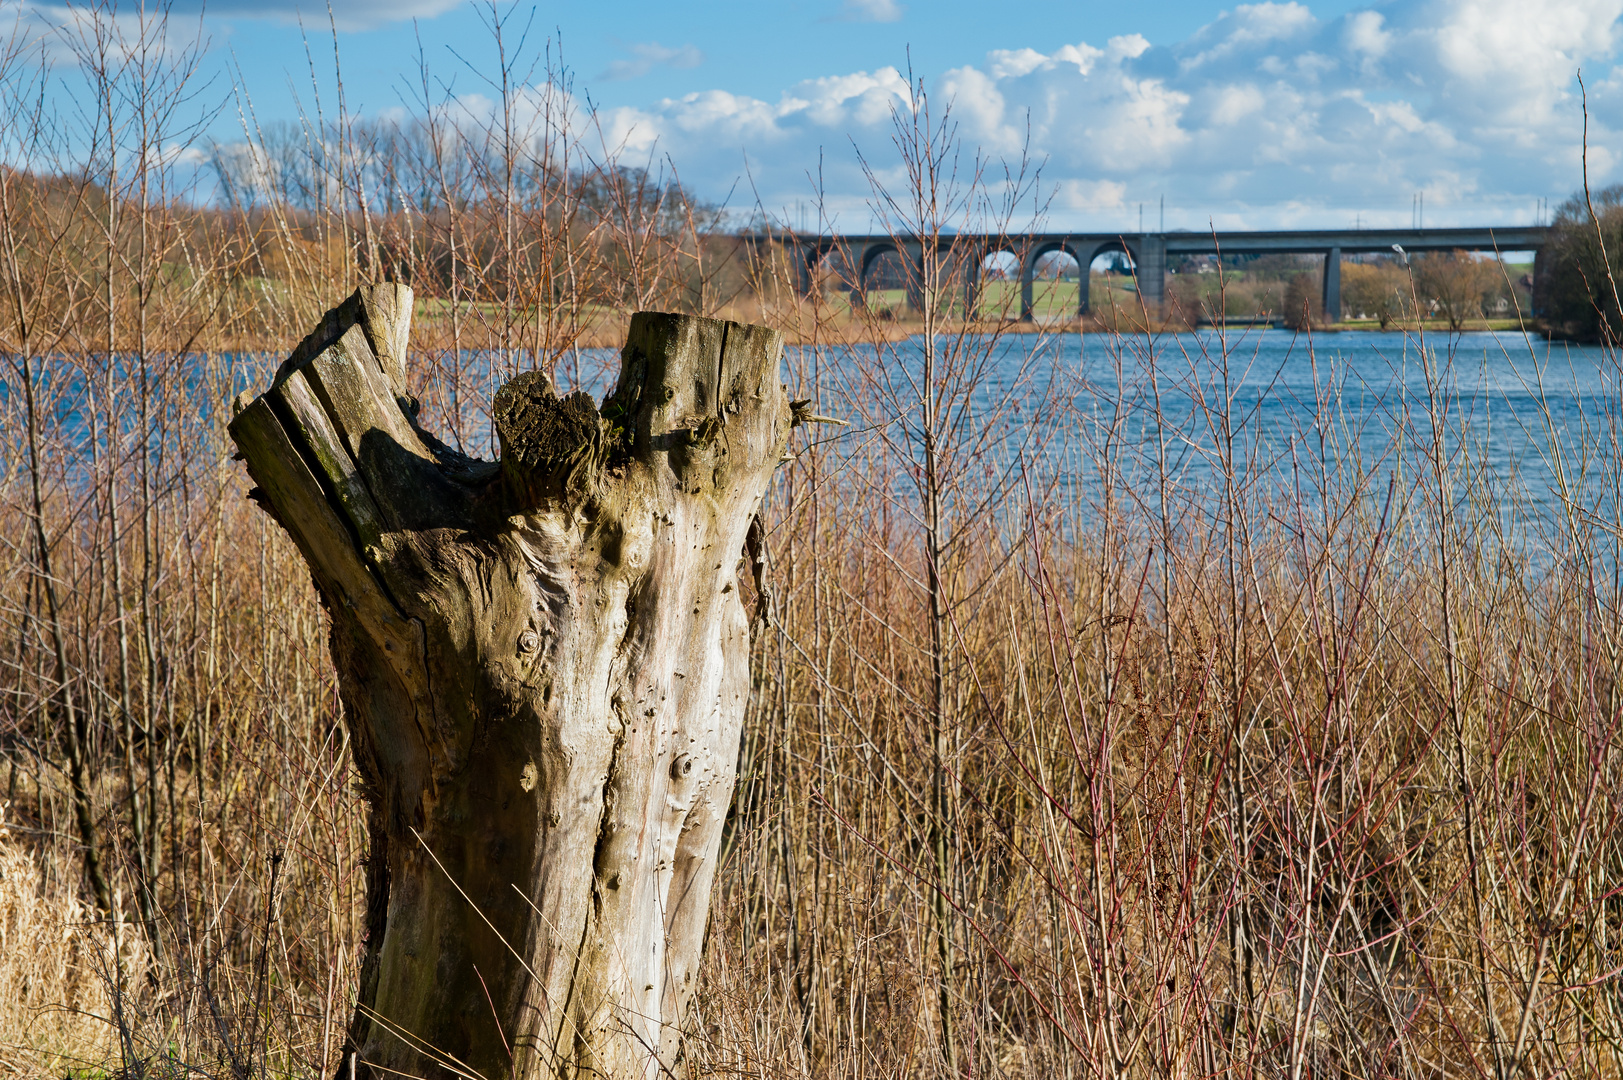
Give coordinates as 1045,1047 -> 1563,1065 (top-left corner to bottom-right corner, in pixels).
1060,179 -> 1129,210
1405,0 -> 1620,132
602,42 -> 704,82
1344,10 -> 1390,58
1180,2 -> 1317,70
587,0 -> 1623,230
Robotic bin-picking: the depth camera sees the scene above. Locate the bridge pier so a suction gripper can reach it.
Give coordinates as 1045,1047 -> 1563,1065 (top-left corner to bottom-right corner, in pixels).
851,240 -> 883,311
1322,246 -> 1341,322
844,240 -> 869,311
1071,237 -> 1165,319
962,242 -> 982,318
796,240 -> 816,297
1019,253 -> 1034,322
1137,235 -> 1166,309
905,240 -> 926,312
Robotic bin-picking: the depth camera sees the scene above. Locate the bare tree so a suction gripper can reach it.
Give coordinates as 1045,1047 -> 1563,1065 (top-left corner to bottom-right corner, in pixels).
1414,249 -> 1498,330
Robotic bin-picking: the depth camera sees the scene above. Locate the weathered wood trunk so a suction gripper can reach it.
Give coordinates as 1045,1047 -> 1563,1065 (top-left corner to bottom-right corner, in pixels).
229,287 -> 790,1079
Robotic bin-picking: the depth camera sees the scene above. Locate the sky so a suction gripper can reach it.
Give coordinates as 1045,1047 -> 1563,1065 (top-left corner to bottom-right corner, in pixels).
11,0 -> 1623,232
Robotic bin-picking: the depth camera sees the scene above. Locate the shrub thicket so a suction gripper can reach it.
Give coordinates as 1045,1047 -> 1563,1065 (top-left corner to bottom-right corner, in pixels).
1536,184 -> 1623,343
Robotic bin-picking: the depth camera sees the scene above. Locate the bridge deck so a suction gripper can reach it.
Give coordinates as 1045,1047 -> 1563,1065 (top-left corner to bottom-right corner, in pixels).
768,226 -> 1547,255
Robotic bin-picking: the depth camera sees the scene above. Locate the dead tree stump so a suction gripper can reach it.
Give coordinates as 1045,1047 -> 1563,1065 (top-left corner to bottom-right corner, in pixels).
229,286 -> 790,1079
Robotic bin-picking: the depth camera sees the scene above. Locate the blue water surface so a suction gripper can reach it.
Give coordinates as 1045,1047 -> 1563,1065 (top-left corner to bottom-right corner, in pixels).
752,327 -> 1623,568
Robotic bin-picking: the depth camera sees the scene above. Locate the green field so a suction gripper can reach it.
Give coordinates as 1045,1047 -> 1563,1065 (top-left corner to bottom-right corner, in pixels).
822,275 -> 1142,320
975,279 -> 1082,318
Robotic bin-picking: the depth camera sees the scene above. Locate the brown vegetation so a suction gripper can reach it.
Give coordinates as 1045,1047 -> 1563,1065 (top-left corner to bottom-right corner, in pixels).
1412,250 -> 1510,330
3,5 -> 1623,1079
1164,252 -> 1523,331
1165,257 -> 1302,325
1341,261 -> 1413,328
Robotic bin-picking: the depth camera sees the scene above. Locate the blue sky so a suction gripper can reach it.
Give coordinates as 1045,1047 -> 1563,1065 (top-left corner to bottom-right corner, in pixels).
195,0 -> 1377,115
15,0 -> 1623,230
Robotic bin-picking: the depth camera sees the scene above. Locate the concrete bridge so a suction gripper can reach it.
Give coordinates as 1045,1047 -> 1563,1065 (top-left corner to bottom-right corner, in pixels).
757,225 -> 1550,321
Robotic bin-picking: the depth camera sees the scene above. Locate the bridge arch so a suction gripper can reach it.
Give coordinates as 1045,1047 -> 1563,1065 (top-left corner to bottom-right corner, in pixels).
971,243 -> 1021,320
1020,239 -> 1087,321
1083,240 -> 1139,317
858,242 -> 897,286
795,240 -> 836,296
804,243 -> 860,297
854,242 -> 923,314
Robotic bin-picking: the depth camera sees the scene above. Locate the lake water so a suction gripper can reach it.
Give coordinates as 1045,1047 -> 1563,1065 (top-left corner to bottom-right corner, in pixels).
15,324 -> 1604,567
769,327 -> 1623,566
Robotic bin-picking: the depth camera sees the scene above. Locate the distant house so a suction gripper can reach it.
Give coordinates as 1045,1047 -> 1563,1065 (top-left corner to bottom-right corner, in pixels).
1171,254 -> 1217,275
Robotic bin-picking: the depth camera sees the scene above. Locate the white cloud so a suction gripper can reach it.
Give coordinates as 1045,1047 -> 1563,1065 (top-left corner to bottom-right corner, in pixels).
779,68 -> 911,126
1080,76 -> 1192,168
986,47 -> 1049,80
839,0 -> 903,23
1,0 -> 215,62
1344,10 -> 1390,57
602,42 -> 704,82
1230,2 -> 1315,42
1181,2 -> 1316,70
1209,84 -> 1267,125
1054,43 -> 1106,74
1408,0 -> 1621,132
1106,34 -> 1151,60
1061,179 -> 1128,209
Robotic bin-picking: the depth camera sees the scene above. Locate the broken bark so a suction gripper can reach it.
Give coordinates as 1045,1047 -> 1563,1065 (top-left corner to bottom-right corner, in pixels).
228,286 -> 791,1079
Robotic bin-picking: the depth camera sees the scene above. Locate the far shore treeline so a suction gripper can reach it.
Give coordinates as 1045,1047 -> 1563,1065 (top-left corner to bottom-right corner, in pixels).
1534,184 -> 1623,344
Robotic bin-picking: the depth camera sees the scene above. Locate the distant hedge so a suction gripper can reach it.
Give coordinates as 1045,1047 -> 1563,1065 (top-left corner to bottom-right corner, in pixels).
1535,184 -> 1623,344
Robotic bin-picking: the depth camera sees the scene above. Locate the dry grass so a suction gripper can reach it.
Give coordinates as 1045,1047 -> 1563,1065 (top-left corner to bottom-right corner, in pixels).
0,801 -> 148,1076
